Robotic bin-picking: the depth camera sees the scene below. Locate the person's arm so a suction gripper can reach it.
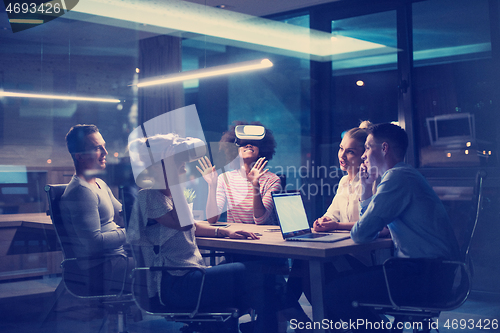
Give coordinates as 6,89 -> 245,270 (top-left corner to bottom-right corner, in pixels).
154,210 -> 193,231
104,181 -> 124,227
194,223 -> 259,239
136,190 -> 191,233
252,170 -> 282,225
313,178 -> 344,231
196,157 -> 221,224
315,221 -> 356,232
247,157 -> 269,220
351,170 -> 410,243
359,163 -> 376,201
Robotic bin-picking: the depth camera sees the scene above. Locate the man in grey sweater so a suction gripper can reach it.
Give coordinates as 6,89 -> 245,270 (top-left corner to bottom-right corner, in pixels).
61,124 -> 132,294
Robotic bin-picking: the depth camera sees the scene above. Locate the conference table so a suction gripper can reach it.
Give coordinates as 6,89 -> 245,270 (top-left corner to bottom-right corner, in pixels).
196,222 -> 393,333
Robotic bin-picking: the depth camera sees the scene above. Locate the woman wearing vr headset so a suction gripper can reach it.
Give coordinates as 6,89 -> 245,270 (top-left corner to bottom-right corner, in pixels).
197,121 -> 282,225
127,133 -> 278,333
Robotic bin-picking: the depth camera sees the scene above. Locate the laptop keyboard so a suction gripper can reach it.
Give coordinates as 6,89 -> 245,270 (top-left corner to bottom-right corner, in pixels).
301,233 -> 326,238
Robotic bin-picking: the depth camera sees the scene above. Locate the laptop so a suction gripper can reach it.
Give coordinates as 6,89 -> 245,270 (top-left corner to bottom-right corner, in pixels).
271,191 -> 351,243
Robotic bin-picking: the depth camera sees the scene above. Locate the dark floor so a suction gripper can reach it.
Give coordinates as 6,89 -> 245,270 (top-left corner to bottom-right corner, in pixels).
0,276 -> 498,333
295,291 -> 500,333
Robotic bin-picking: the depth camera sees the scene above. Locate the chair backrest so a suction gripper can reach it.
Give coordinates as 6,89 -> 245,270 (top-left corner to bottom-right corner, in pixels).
46,183 -> 131,298
119,188 -> 161,311
129,243 -> 162,312
45,184 -> 89,295
461,170 -> 487,263
119,185 -> 138,229
384,258 -> 470,311
45,184 -> 74,259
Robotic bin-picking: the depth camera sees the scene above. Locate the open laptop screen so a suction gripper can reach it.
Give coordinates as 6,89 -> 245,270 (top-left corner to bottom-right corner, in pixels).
272,192 -> 311,237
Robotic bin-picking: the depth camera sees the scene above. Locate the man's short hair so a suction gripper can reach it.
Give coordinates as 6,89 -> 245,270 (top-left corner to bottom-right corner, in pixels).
367,123 -> 408,160
65,124 -> 99,161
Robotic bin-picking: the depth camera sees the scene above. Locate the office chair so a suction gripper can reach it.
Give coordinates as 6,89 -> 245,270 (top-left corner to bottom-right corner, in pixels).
353,170 -> 486,333
130,245 -> 239,333
119,186 -> 239,333
45,184 -> 134,333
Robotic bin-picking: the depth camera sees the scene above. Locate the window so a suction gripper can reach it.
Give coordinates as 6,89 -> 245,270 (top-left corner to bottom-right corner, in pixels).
413,0 -> 496,168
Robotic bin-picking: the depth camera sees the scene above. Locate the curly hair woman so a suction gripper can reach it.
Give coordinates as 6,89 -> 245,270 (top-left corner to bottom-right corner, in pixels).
197,121 -> 281,225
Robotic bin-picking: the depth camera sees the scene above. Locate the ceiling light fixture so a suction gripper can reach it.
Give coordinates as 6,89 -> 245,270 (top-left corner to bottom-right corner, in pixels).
0,91 -> 121,103
68,0 -> 395,62
136,58 -> 273,88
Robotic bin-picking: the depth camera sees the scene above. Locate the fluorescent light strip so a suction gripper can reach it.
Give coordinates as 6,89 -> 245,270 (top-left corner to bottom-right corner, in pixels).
67,0 -> 394,61
0,91 -> 120,103
137,58 -> 273,88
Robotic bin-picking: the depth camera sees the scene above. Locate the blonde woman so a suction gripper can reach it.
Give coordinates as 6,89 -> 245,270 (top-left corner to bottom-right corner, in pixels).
282,122 -> 388,326
314,121 -> 382,232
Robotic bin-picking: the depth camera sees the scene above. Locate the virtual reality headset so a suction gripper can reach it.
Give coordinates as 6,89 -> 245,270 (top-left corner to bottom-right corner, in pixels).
234,125 -> 266,146
173,137 -> 207,163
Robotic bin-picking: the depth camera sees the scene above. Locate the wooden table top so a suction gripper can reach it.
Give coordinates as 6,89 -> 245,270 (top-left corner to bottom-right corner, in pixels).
0,217 -> 393,260
195,221 -> 393,261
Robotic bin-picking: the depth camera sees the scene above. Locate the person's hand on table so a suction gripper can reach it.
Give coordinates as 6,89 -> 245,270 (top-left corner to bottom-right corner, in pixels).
219,228 -> 260,240
313,216 -> 339,232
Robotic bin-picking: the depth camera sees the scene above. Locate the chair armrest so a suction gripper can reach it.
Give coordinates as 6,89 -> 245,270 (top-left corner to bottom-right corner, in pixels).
61,253 -> 131,298
61,253 -> 128,267
201,252 -> 226,258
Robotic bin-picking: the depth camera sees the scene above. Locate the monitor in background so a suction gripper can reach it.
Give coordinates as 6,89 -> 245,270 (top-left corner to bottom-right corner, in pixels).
426,113 -> 475,147
0,165 -> 28,184
0,167 -> 47,214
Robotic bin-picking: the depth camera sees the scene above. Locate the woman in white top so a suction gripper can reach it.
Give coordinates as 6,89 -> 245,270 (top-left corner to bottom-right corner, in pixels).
282,122 -> 388,325
314,121 -> 381,232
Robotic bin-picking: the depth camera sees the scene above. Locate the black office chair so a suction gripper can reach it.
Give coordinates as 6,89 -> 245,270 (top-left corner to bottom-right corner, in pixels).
119,186 -> 240,333
353,170 -> 486,333
45,184 -> 134,333
130,245 -> 239,333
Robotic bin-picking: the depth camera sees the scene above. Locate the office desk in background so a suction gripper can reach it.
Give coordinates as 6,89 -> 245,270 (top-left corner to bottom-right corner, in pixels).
196,222 -> 393,333
0,213 -> 62,281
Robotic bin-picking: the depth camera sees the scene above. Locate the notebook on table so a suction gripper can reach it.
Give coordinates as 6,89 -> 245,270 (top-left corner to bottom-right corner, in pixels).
271,191 -> 351,243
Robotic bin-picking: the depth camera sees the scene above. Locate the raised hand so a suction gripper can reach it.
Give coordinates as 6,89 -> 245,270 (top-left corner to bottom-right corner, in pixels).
359,162 -> 376,201
196,156 -> 218,186
360,162 -> 378,186
246,157 -> 268,187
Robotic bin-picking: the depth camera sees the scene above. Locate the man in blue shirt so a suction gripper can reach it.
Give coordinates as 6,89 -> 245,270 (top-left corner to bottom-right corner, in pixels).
353,123 -> 459,259
325,123 -> 459,330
